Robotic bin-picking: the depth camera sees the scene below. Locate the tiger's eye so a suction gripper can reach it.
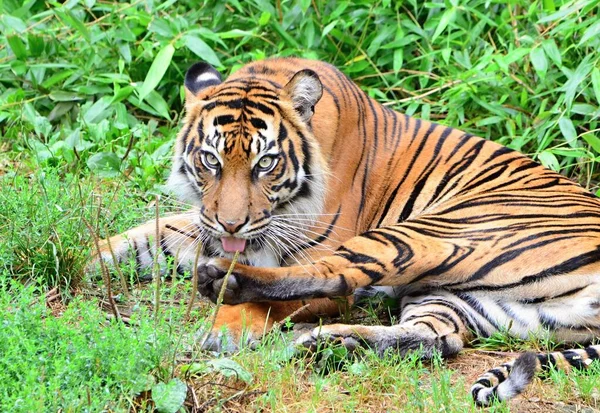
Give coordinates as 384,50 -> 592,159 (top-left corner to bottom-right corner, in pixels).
258,156 -> 275,169
204,153 -> 219,167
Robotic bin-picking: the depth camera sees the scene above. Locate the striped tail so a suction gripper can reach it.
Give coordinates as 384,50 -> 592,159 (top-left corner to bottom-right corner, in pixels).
471,345 -> 600,406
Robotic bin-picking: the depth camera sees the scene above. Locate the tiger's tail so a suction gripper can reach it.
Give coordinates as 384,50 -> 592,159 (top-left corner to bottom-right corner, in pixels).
470,344 -> 600,406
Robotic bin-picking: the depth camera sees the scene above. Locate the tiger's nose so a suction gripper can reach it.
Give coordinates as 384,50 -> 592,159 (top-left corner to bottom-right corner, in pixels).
216,216 -> 248,234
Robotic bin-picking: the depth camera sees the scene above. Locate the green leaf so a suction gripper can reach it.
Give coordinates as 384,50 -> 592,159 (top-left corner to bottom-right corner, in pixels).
579,19 -> 600,46
87,152 -> 121,178
582,133 -> 600,154
27,34 -> 45,57
55,9 -> 90,42
537,2 -> 586,23
558,117 -> 578,147
49,91 -> 84,102
83,96 -> 112,124
138,43 -> 175,102
562,55 -> 593,108
111,85 -> 134,104
542,0 -> 556,12
549,148 -> 589,158
322,20 -> 338,38
151,378 -> 187,413
538,151 -> 560,171
207,359 -> 253,383
258,11 -> 271,26
145,90 -> 172,120
184,35 -> 221,67
541,39 -> 562,67
348,361 -> 369,375
591,68 -> 600,106
393,49 -> 403,73
431,8 -> 456,43
0,15 -> 27,33
180,363 -> 209,376
529,48 -> 547,77
7,35 -> 27,59
218,29 -> 256,39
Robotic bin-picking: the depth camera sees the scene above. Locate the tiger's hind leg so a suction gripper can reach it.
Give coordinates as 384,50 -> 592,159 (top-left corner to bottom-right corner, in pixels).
296,291 -> 493,358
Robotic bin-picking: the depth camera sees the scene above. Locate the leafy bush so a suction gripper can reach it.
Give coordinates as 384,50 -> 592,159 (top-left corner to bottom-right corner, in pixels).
1,0 -> 599,193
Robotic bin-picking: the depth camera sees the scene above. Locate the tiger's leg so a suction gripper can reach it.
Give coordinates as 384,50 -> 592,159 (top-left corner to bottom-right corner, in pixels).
195,225 -> 470,304
296,291 -> 494,357
468,283 -> 600,405
91,210 -> 205,275
201,298 -> 348,353
92,212 -> 347,353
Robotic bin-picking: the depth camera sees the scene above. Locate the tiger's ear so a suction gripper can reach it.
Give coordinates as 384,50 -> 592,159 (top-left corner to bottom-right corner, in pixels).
284,69 -> 323,123
184,62 -> 222,107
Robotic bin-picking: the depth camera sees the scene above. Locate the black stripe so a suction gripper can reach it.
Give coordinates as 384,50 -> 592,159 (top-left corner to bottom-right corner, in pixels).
454,245 -> 600,292
585,346 -> 599,360
562,350 -> 587,369
537,353 -> 556,371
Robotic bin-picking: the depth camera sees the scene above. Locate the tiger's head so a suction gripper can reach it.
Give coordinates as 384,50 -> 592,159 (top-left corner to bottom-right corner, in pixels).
167,62 -> 328,265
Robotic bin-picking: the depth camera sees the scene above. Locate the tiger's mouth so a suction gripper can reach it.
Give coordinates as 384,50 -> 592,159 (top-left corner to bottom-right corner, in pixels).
220,236 -> 247,253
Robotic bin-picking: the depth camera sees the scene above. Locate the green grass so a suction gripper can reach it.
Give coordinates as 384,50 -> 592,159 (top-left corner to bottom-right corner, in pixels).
1,0 -> 600,411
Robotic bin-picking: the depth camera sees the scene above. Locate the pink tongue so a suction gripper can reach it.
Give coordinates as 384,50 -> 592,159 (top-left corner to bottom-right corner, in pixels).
221,237 -> 247,253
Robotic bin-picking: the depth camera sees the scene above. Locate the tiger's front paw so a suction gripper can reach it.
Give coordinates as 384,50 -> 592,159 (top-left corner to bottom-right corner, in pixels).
197,325 -> 259,354
197,259 -> 248,304
295,324 -> 364,354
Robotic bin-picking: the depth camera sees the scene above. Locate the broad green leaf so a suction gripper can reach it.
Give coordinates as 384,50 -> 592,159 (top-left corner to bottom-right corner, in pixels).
42,70 -> 76,89
582,133 -> 600,154
145,90 -> 172,120
55,9 -> 90,42
571,104 -> 596,115
271,20 -> 301,48
7,35 -> 27,59
562,55 -> 593,108
578,19 -> 600,46
27,34 -> 45,56
49,91 -> 84,102
184,35 -> 221,67
258,11 -> 271,26
138,43 -> 175,101
538,151 -> 560,171
542,39 -> 562,66
299,0 -> 311,12
591,68 -> 600,106
148,18 -> 174,37
87,152 -> 121,178
431,8 -> 456,43
542,0 -> 556,11
207,359 -> 253,383
529,48 -> 547,77
151,378 -> 187,413
179,363 -> 209,376
550,148 -> 589,158
348,361 -> 369,375
538,2 -> 586,23
393,49 -> 403,73
218,29 -> 256,39
0,15 -> 27,33
111,85 -> 134,104
322,20 -> 338,38
558,117 -> 578,147
83,96 -> 112,124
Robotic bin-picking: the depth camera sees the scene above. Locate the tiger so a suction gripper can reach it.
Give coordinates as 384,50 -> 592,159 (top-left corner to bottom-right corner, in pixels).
95,57 -> 600,405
